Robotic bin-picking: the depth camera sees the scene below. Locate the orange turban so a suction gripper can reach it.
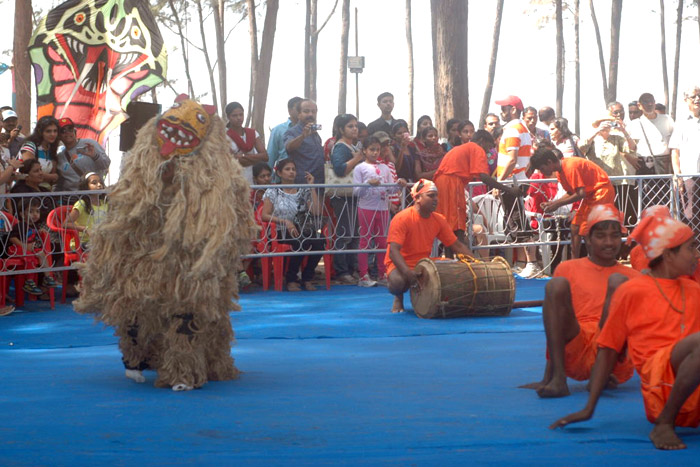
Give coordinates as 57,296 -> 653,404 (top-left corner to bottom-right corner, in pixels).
411,179 -> 437,198
627,215 -> 693,260
640,205 -> 671,219
579,204 -> 627,236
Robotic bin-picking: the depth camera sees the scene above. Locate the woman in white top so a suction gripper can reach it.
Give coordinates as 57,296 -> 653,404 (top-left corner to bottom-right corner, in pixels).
225,102 -> 268,184
549,117 -> 582,158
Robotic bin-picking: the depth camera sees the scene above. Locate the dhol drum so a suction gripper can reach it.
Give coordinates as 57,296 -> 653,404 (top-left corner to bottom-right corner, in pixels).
410,257 -> 515,319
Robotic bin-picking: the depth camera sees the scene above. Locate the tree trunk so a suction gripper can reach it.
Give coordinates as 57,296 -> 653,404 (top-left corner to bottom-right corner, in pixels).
607,0 -> 622,104
430,0 -> 468,139
167,0 -> 194,97
660,0 -> 669,108
13,0 -> 32,131
479,0 -> 504,129
671,0 -> 683,120
555,0 -> 564,117
338,0 -> 350,115
574,0 -> 580,135
308,0 -> 318,101
304,0 -> 311,98
195,0 -> 218,111
212,0 -> 227,114
250,0 -> 279,140
405,0 -> 414,131
246,0 -> 259,127
589,0 -> 608,104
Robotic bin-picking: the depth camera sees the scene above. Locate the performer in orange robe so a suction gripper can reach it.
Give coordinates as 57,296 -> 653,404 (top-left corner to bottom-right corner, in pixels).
530,147 -> 615,258
520,204 -> 639,398
551,213 -> 700,451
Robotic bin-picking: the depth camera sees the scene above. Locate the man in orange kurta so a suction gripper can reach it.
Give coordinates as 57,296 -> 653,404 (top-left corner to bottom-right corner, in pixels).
551,214 -> 700,451
434,133 -> 521,256
520,205 -> 639,398
386,179 -> 473,313
530,147 -> 615,258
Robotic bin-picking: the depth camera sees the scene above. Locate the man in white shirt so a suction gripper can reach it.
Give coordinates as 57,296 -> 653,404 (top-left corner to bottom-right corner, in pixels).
627,92 -> 675,175
670,85 -> 700,235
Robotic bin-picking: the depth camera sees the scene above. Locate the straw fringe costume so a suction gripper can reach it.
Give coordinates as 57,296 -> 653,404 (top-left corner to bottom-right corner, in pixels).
74,96 -> 255,390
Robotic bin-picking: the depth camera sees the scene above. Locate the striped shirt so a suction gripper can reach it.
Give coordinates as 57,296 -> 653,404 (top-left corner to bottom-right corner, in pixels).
497,119 -> 532,180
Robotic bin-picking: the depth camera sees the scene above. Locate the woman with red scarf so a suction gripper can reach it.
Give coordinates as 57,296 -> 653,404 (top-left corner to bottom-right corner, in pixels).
225,102 -> 268,183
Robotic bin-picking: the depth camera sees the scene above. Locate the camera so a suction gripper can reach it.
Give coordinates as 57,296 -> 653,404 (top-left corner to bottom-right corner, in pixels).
611,122 -> 620,129
310,124 -> 322,131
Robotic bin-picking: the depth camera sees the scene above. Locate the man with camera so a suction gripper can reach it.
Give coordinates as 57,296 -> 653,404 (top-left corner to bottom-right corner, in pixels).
0,108 -> 25,159
284,99 -> 325,184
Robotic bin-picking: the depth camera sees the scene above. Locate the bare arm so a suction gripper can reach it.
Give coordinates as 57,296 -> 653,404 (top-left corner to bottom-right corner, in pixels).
414,158 -> 436,180
64,207 -> 86,232
260,196 -> 296,233
542,187 -> 586,213
550,347 -> 619,429
389,242 -> 418,286
478,173 -> 520,196
285,124 -> 313,153
447,238 -> 474,257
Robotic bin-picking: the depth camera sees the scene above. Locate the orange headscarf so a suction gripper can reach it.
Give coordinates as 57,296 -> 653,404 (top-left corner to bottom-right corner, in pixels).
410,178 -> 437,198
629,205 -> 674,270
627,215 -> 693,261
579,203 -> 627,236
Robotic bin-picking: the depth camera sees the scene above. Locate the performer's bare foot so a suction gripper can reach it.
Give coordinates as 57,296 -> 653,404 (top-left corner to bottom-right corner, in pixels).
125,369 -> 145,383
519,380 -> 547,390
537,378 -> 570,398
649,423 -> 686,450
391,296 -> 405,313
172,383 -> 194,392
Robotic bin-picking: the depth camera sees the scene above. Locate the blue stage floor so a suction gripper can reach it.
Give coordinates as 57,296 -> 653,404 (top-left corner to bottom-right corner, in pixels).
1,277 -> 698,465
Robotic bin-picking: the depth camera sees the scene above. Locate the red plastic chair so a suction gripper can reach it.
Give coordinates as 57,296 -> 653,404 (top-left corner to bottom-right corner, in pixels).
0,211 -> 55,309
47,205 -> 83,303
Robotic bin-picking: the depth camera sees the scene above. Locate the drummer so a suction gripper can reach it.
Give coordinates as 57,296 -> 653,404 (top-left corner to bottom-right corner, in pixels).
519,204 -> 640,398
385,179 -> 474,313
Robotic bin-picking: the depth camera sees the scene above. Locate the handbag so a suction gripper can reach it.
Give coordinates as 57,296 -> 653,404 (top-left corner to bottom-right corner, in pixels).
325,141 -> 357,197
294,190 -> 325,238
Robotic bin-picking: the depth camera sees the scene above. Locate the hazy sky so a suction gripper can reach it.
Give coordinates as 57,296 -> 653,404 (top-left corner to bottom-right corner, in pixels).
2,0 -> 700,141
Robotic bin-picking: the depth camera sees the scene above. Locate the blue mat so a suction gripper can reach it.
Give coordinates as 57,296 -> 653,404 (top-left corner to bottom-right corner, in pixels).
1,277 -> 698,465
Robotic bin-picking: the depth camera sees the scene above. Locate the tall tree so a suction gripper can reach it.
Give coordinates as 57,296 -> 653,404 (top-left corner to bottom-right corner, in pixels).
607,0 -> 622,104
479,0 -> 504,128
194,0 -> 219,111
589,0 -> 622,106
430,0 -> 469,137
304,0 -> 339,100
13,0 -> 32,131
660,0 -> 669,108
573,0 -> 580,135
671,0 -> 683,120
167,0 -> 195,97
555,0 -> 564,117
405,0 -> 414,131
245,0 -> 259,126
212,0 -> 228,112
249,0 -> 279,138
338,0 -> 351,114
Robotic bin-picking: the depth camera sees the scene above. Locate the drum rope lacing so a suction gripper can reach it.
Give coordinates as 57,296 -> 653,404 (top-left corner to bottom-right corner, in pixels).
456,254 -> 482,310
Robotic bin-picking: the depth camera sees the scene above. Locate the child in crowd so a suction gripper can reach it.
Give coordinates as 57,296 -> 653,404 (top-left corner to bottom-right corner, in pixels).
353,136 -> 407,287
251,162 -> 272,213
9,198 -> 58,295
66,172 -> 107,251
414,126 -> 446,180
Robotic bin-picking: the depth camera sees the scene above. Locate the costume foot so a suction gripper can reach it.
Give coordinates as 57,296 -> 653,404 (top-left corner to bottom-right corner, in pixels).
537,380 -> 570,398
125,369 -> 146,383
649,423 -> 686,450
519,380 -> 546,390
391,297 -> 405,313
172,383 -> 194,392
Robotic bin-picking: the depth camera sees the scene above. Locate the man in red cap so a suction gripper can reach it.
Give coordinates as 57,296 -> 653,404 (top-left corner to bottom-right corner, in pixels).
56,117 -> 110,192
385,179 -> 473,313
551,214 -> 700,451
520,204 -> 640,398
530,146 -> 615,258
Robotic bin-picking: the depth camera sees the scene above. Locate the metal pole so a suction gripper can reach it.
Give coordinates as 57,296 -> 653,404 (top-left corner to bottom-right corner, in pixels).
355,7 -> 359,119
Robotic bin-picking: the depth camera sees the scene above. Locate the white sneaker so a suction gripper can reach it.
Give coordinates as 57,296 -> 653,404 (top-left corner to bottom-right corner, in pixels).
358,274 -> 377,287
376,274 -> 388,287
337,274 -> 356,284
519,263 -> 542,279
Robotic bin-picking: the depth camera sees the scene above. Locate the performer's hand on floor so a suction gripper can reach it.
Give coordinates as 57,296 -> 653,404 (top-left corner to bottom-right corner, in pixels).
549,408 -> 593,429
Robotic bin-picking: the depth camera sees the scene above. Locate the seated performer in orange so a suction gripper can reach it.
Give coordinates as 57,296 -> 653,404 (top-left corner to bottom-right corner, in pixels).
529,147 -> 615,259
520,204 -> 640,398
386,179 -> 473,313
551,213 -> 700,450
434,130 -> 521,256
